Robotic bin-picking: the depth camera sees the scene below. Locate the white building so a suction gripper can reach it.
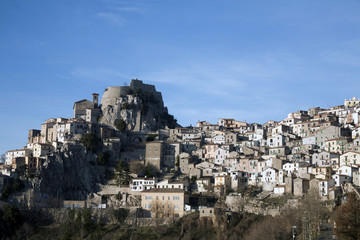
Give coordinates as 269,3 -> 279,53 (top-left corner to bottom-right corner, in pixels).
214,147 -> 230,165
262,168 -> 278,183
213,135 -> 226,145
196,178 -> 211,193
267,135 -> 285,147
5,148 -> 30,166
130,177 -> 156,192
319,179 -> 335,198
156,179 -> 189,191
33,143 -> 52,158
332,174 -> 350,187
312,151 -> 339,167
337,165 -> 358,179
340,152 -> 360,166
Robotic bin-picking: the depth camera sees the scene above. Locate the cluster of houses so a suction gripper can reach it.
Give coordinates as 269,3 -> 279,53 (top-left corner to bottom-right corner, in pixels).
3,92 -> 360,218
0,92 -> 119,195
133,97 -> 360,217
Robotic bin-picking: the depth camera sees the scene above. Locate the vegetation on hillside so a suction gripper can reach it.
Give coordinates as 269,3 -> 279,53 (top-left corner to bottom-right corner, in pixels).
80,133 -> 101,153
1,177 -> 24,200
115,118 -> 127,132
334,192 -> 360,240
0,189 -> 347,240
97,151 -> 111,166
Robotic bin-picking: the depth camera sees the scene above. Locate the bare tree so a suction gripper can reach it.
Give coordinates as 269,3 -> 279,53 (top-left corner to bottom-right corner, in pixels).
150,200 -> 175,219
298,189 -> 330,240
334,192 -> 360,240
15,222 -> 34,240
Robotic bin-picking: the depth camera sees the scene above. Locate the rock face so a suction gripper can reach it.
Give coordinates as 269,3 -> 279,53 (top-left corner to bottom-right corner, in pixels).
100,79 -> 177,131
25,144 -> 106,205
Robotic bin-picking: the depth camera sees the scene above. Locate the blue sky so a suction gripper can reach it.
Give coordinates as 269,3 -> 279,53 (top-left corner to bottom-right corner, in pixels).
1,0 -> 360,155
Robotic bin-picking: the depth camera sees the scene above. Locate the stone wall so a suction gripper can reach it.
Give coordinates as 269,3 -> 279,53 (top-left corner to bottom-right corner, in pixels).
101,86 -> 130,110
22,207 -> 173,227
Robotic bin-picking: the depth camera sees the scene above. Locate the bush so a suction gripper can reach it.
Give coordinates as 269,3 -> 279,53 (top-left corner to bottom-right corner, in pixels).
146,134 -> 158,142
116,119 -> 127,132
105,168 -> 114,180
191,176 -> 197,183
68,209 -> 76,221
116,160 -> 131,186
25,172 -> 35,179
143,164 -> 155,178
97,151 -> 111,166
113,208 -> 129,224
334,192 -> 360,239
121,102 -> 131,110
129,161 -> 144,174
0,203 -> 22,236
82,208 -> 95,232
115,192 -> 122,201
81,133 -> 101,153
1,177 -> 24,200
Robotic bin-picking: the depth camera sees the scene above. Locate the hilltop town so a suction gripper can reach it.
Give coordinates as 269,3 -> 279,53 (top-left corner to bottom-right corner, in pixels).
1,79 -> 360,238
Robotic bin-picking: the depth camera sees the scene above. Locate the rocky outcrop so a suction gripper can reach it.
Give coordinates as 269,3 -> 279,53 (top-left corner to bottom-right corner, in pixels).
20,145 -> 108,207
100,79 -> 178,132
9,79 -> 179,209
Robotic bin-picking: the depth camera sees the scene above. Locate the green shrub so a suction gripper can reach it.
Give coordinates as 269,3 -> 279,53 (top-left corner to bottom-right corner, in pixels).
146,134 -> 158,142
81,133 -> 101,153
1,177 -> 24,200
97,151 -> 111,166
121,102 -> 131,110
116,119 -> 127,132
191,176 -> 197,183
113,208 -> 129,224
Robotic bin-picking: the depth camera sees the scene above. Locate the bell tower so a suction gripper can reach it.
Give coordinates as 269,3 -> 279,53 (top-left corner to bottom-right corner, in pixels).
92,93 -> 99,107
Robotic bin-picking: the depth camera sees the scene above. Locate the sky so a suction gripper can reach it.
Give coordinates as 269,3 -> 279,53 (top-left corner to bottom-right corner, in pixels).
1,0 -> 360,155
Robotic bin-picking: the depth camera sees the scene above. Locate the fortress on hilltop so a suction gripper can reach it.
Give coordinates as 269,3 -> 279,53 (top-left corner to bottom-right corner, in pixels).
100,79 -> 164,111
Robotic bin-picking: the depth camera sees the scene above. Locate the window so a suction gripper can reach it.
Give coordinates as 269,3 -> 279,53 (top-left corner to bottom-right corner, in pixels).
173,196 -> 180,200
174,205 -> 179,210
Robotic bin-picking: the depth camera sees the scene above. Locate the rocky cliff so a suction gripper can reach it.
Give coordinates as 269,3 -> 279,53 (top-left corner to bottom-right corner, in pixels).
14,144 -> 110,208
100,79 -> 178,132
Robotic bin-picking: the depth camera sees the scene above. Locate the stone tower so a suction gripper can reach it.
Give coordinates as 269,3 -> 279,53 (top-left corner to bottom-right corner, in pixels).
92,93 -> 99,107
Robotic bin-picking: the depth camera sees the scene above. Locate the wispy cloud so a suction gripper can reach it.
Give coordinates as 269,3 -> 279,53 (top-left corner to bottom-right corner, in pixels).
141,56 -> 319,125
144,57 -> 285,98
97,12 -> 125,26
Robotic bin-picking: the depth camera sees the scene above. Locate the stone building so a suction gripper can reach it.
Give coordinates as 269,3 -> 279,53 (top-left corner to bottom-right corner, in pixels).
145,141 -> 164,170
101,79 -> 164,111
5,148 -> 31,166
344,97 -> 360,108
73,93 -> 99,119
141,188 -> 188,218
293,178 -> 309,196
